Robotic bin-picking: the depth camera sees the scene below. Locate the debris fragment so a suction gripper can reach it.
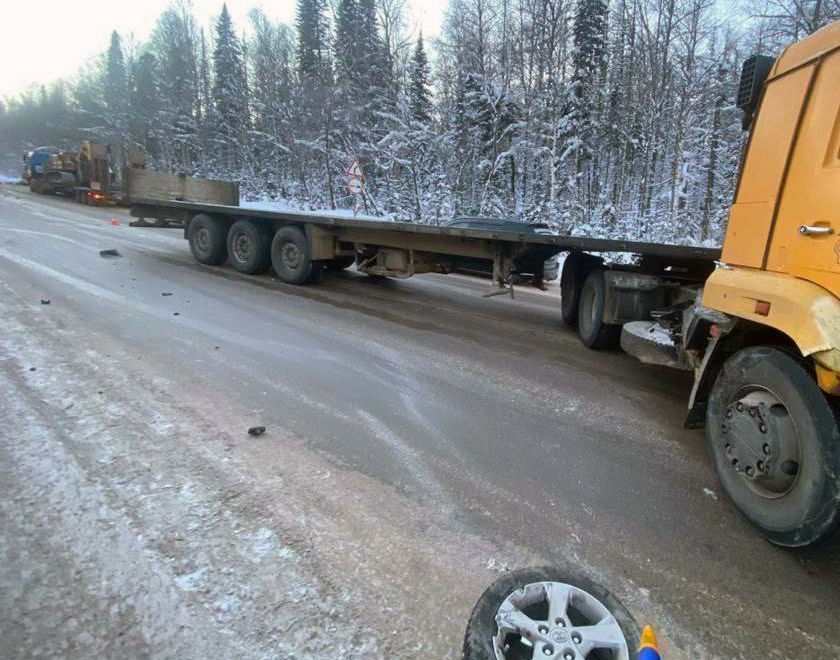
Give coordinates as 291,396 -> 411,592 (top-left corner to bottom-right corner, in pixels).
110,218 -> 120,226
161,292 -> 173,296
99,249 -> 120,257
40,299 -> 50,305
703,488 -> 719,502
248,426 -> 266,437
173,312 -> 180,316
28,367 -> 36,372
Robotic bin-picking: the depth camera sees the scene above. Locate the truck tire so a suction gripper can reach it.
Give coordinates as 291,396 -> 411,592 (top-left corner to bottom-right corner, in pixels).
188,213 -> 228,266
227,220 -> 271,274
463,567 -> 638,660
577,269 -> 620,349
271,226 -> 321,284
560,253 -> 588,326
707,346 -> 840,547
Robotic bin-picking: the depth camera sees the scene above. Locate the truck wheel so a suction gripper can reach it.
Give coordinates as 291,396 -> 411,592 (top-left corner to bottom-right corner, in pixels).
463,567 -> 637,660
577,269 -> 620,349
707,346 -> 840,547
271,226 -> 321,284
560,253 -> 588,326
324,256 -> 355,271
188,213 -> 227,266
227,220 -> 271,274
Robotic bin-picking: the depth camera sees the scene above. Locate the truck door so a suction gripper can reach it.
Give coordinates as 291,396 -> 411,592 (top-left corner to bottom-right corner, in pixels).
766,48 -> 840,297
721,63 -> 817,268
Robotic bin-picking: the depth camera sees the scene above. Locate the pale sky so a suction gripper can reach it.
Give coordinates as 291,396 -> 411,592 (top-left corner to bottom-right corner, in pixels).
0,0 -> 447,99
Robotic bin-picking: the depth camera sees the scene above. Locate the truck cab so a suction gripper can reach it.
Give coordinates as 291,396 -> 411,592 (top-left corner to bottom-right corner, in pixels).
621,21 -> 840,547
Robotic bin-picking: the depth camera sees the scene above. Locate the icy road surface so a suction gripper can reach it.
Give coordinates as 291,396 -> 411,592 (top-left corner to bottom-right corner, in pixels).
0,185 -> 838,659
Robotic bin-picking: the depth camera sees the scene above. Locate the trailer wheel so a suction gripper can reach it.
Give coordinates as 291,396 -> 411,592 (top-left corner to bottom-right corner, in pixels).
577,269 -> 620,349
463,567 -> 637,660
227,220 -> 271,274
560,253 -> 587,326
188,213 -> 228,266
271,226 -> 321,284
324,256 -> 355,271
707,346 -> 840,547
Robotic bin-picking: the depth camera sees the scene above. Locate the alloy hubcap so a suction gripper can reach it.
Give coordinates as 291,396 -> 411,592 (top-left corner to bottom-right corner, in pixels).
493,582 -> 629,660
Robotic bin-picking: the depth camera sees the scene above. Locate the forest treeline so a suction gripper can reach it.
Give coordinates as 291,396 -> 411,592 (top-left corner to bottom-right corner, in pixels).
1,0 -> 837,244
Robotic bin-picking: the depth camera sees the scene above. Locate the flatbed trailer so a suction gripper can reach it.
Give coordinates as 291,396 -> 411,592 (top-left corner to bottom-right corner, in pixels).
130,198 -> 720,348
130,198 -> 718,262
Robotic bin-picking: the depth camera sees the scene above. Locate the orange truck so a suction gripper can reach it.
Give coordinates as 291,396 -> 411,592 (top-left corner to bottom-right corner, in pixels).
621,21 -> 840,547
130,22 -> 840,547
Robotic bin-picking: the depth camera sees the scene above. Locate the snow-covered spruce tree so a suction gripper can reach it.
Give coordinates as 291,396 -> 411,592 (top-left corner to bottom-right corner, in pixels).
150,5 -> 201,172
128,52 -> 162,161
104,31 -> 128,158
332,0 -> 362,196
409,33 -> 432,125
333,0 -> 360,109
570,0 -> 607,222
383,33 -> 436,222
211,4 -> 249,174
296,0 -> 336,207
248,8 -> 297,199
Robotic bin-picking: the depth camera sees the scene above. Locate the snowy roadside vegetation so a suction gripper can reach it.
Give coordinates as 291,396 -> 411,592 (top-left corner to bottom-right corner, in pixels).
0,0 -> 837,245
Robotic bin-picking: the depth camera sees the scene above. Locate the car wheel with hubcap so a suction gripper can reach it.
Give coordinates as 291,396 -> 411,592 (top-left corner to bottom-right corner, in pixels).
707,346 -> 840,547
463,568 -> 638,660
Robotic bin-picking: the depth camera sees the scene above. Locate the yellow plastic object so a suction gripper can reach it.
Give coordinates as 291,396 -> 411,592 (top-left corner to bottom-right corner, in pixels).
639,625 -> 659,651
703,267 -> 840,376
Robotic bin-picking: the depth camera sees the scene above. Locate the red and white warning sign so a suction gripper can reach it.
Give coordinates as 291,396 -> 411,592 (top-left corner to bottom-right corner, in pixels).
346,159 -> 364,195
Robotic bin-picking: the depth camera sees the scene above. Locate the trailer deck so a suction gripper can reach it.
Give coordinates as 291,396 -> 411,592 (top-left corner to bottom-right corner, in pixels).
129,198 -> 721,263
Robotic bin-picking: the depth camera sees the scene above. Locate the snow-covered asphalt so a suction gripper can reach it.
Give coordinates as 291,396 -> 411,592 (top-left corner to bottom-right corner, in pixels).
0,185 -> 838,659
